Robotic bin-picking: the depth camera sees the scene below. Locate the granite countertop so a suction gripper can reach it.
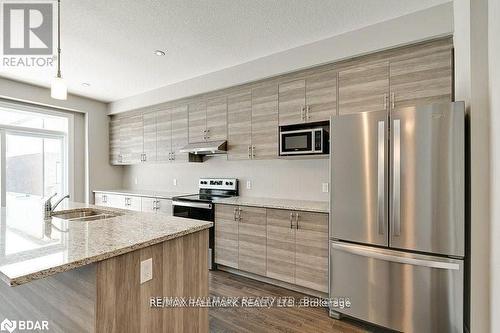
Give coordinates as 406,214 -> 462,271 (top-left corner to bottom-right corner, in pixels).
0,200 -> 212,286
214,196 -> 329,213
93,189 -> 188,199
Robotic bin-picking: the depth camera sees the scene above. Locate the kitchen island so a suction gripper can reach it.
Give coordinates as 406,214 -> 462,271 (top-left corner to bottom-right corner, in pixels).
0,201 -> 211,332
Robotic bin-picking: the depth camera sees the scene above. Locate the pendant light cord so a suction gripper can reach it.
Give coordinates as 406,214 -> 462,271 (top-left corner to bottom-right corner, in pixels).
57,0 -> 61,78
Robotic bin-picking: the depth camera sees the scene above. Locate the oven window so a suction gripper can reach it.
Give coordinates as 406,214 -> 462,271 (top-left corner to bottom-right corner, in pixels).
282,132 -> 312,152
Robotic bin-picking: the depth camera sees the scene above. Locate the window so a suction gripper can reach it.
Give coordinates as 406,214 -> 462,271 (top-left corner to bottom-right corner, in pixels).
0,104 -> 70,208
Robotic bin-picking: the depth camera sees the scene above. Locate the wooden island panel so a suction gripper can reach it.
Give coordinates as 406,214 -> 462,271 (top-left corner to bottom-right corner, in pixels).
96,229 -> 209,333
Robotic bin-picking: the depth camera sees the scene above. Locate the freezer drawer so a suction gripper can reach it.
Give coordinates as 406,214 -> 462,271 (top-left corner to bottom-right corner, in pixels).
330,241 -> 463,333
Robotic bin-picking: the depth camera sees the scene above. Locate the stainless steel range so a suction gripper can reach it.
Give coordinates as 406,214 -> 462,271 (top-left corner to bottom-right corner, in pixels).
172,178 -> 238,269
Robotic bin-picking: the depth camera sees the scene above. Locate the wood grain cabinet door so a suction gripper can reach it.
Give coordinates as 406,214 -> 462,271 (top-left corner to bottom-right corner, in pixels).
278,79 -> 306,125
109,118 -> 121,165
389,49 -> 453,110
305,70 -> 337,121
142,112 -> 156,162
266,208 -> 296,284
294,211 -> 329,292
171,105 -> 189,163
156,109 -> 172,162
215,204 -> 239,268
227,91 -> 252,160
188,101 -> 207,143
338,61 -> 389,115
120,115 -> 144,164
251,83 -> 278,160
238,206 -> 267,275
206,96 -> 227,141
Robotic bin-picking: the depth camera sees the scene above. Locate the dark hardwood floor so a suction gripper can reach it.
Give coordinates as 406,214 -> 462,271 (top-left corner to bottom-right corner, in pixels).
208,270 -> 371,333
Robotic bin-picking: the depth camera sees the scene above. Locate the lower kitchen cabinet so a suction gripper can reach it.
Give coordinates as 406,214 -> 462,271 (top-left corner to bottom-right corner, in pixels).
215,204 -> 239,268
266,209 -> 328,292
94,193 -> 142,211
238,206 -> 267,276
215,204 -> 329,293
294,211 -> 329,292
142,197 -> 172,215
266,208 -> 296,284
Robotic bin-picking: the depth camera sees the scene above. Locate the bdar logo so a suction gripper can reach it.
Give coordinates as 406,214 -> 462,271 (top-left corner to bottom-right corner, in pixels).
0,319 -> 16,333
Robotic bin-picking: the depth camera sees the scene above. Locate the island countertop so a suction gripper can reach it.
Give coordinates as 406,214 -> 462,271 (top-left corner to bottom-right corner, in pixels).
0,201 -> 212,286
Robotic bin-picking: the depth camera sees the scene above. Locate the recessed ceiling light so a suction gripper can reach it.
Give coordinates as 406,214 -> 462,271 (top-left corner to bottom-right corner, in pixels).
81,82 -> 90,87
154,50 -> 166,56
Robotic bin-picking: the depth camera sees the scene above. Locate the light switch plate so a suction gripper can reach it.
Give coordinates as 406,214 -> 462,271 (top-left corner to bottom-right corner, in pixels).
134,177 -> 138,185
173,178 -> 177,186
140,258 -> 153,284
246,180 -> 252,189
322,183 -> 329,193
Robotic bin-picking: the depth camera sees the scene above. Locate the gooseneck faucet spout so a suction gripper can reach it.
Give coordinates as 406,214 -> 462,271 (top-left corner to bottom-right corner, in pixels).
44,193 -> 70,219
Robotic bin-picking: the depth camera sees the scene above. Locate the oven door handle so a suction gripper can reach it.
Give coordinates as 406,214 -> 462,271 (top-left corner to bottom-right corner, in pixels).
172,200 -> 213,210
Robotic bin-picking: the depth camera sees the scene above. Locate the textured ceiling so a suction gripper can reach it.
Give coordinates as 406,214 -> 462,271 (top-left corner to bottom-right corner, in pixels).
0,0 -> 450,102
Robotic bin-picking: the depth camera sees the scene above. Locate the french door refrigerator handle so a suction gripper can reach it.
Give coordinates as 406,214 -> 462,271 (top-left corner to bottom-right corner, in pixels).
330,242 -> 460,270
377,120 -> 385,235
392,119 -> 401,236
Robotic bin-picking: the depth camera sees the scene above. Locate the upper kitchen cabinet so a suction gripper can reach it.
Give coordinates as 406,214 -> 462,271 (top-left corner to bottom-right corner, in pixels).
227,90 -> 252,160
338,61 -> 389,115
305,70 -> 337,122
156,108 -> 173,162
278,79 -> 305,126
156,105 -> 189,163
278,70 -> 337,126
142,112 -> 157,162
206,96 -> 227,141
120,115 -> 143,164
170,105 -> 189,163
251,83 -> 278,159
188,97 -> 227,143
389,49 -> 453,110
109,118 -> 121,165
188,101 -> 207,143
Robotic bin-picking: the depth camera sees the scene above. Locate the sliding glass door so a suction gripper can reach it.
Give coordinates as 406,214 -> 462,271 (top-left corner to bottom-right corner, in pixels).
5,132 -> 65,207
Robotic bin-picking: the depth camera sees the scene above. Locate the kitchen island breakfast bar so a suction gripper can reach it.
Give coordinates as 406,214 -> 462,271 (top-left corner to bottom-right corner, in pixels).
0,201 -> 211,332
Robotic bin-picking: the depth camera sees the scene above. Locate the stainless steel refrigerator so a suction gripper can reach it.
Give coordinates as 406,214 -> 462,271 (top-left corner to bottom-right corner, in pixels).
329,102 -> 465,333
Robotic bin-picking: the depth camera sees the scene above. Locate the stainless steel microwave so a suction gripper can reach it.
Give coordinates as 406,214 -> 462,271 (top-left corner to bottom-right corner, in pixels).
279,127 -> 327,155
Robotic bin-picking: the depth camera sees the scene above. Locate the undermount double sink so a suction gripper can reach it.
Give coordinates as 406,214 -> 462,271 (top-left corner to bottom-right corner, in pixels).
51,208 -> 121,222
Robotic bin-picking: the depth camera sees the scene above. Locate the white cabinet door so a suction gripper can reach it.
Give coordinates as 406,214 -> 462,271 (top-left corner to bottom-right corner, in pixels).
94,193 -> 108,206
106,194 -> 126,209
156,198 -> 172,215
141,197 -> 157,213
124,196 -> 142,211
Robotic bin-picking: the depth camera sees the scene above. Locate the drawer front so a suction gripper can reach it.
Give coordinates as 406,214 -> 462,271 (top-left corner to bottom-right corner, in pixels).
156,198 -> 172,215
141,197 -> 157,213
330,241 -> 463,332
124,196 -> 142,211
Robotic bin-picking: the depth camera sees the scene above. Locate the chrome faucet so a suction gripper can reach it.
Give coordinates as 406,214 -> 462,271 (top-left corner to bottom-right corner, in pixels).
44,193 -> 70,219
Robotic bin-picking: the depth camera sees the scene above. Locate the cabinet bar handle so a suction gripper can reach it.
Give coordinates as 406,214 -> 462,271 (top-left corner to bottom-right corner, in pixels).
391,92 -> 395,109
295,212 -> 299,229
234,207 -> 238,221
290,212 -> 294,229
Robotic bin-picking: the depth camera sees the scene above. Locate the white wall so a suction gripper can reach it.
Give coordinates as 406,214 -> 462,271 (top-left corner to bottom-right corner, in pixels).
454,0 -> 492,331
0,77 -> 123,202
489,0 -> 500,330
109,2 -> 453,114
122,158 -> 329,201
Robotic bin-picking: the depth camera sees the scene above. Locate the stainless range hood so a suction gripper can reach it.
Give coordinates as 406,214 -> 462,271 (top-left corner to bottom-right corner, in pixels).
179,140 -> 227,157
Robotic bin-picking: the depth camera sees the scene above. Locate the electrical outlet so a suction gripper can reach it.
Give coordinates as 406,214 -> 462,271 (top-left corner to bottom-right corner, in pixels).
322,183 -> 329,193
140,258 -> 153,284
134,177 -> 138,185
246,180 -> 252,189
173,178 -> 177,186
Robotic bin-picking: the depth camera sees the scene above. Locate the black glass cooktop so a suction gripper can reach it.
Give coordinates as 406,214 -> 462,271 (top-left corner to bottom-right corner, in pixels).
173,194 -> 233,203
